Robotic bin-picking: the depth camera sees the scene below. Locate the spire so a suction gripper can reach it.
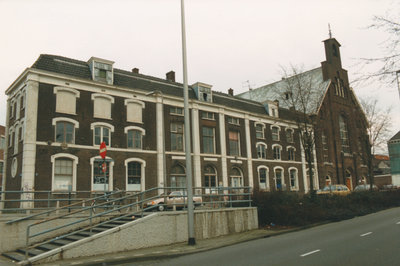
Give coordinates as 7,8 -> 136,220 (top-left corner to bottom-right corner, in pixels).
328,23 -> 332,39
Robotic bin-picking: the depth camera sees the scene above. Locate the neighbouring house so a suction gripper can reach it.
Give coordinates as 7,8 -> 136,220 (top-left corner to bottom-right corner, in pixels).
237,37 -> 370,190
0,125 -> 5,191
388,131 -> 400,186
373,155 -> 391,189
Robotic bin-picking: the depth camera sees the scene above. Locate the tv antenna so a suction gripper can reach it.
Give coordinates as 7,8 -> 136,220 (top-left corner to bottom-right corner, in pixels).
242,80 -> 256,91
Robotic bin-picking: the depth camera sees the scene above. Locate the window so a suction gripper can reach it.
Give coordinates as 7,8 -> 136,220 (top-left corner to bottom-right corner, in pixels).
289,168 -> 298,190
127,162 -> 141,191
203,127 -> 215,154
286,129 -> 294,143
255,123 -> 265,139
10,102 -> 13,118
271,126 -> 280,141
88,58 -> 114,84
99,69 -> 107,78
258,166 -> 269,190
202,112 -> 214,120
125,100 -> 145,123
19,122 -> 24,142
0,162 -> 3,174
273,145 -> 281,160
256,143 -> 266,159
306,169 -> 317,190
93,161 -> 110,191
13,124 -> 19,154
0,136 -> 5,149
230,167 -> 243,187
339,115 -> 350,154
287,147 -> 295,161
94,126 -> 110,146
274,168 -> 284,190
171,123 -> 184,151
51,154 -> 78,192
170,165 -> 186,188
127,130 -> 142,149
204,166 -> 217,193
325,174 -> 332,186
322,132 -> 329,163
269,107 -> 278,117
54,87 -> 80,115
56,122 -> 74,143
228,117 -> 239,125
229,131 -> 240,156
170,107 -> 183,115
54,159 -> 73,191
92,93 -> 114,119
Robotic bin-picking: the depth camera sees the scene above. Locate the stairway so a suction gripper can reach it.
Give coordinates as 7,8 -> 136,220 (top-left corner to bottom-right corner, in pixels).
1,215 -> 138,263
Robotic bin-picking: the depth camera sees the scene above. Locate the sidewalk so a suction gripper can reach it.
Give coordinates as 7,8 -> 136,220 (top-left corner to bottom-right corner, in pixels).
0,226 -> 309,266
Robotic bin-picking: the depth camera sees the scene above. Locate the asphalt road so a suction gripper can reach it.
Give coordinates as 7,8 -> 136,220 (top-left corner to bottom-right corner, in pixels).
119,207 -> 400,266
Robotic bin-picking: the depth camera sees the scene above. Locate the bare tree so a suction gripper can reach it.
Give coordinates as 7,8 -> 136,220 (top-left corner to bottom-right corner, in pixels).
353,96 -> 393,191
354,7 -> 400,87
272,64 -> 327,199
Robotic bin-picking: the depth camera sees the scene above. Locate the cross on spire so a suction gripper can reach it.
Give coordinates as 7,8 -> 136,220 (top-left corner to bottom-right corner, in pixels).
328,23 -> 332,39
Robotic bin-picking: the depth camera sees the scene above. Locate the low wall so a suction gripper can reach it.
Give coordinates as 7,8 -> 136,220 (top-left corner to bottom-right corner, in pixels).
23,207 -> 258,265
0,212 -> 112,253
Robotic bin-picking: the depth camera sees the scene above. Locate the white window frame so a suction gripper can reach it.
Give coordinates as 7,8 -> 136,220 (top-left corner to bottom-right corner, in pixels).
125,99 -> 145,123
13,122 -> 20,155
8,127 -> 14,148
306,168 -> 318,191
230,167 -> 243,188
90,156 -> 114,192
54,87 -> 80,115
229,131 -> 241,156
91,122 -> 114,147
171,123 -> 185,151
273,166 -> 285,190
256,142 -> 267,159
202,126 -> 215,154
201,111 -> 214,120
286,128 -> 294,143
124,126 -> 146,150
51,153 -> 78,192
52,118 -> 79,144
287,146 -> 296,161
255,122 -> 265,139
124,158 -> 146,191
91,93 -> 114,119
257,165 -> 269,191
271,125 -> 281,141
288,167 -> 298,191
272,144 -> 282,160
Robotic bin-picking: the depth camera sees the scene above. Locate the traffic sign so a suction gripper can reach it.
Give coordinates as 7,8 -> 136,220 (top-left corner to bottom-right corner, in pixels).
99,142 -> 107,159
102,163 -> 107,173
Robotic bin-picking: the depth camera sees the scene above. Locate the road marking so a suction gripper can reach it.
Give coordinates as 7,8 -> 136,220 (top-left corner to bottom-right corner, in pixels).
397,222 -> 400,224
133,254 -> 144,256
360,232 -> 372,237
93,259 -> 104,262
301,250 -> 321,257
114,256 -> 126,259
71,263 -> 83,265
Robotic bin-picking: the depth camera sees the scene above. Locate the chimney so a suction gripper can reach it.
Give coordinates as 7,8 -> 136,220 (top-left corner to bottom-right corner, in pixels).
132,68 -> 139,74
166,71 -> 175,82
228,88 -> 233,96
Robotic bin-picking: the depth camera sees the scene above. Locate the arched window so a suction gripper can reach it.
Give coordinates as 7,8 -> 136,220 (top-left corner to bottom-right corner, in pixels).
287,146 -> 295,161
170,165 -> 186,188
322,131 -> 329,163
204,165 -> 217,193
255,123 -> 265,139
92,93 -> 114,119
332,44 -> 338,57
274,167 -> 284,190
258,166 -> 269,190
271,126 -> 280,141
230,167 -> 243,187
289,168 -> 298,190
326,174 -> 332,186
286,129 -> 294,143
51,154 -> 79,192
256,142 -> 267,159
127,162 -> 141,191
53,118 -> 79,144
339,115 -> 350,154
272,144 -> 282,160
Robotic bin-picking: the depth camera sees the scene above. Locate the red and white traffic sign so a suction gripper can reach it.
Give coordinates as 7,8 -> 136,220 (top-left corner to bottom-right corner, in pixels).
99,142 -> 107,159
102,163 -> 107,173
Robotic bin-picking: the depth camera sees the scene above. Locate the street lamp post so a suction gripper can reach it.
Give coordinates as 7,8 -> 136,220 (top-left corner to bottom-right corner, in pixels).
181,0 -> 196,245
145,91 -> 167,197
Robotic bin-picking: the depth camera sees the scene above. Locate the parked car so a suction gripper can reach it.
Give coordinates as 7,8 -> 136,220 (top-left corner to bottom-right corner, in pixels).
354,184 -> 380,192
316,185 -> 351,196
144,191 -> 202,211
383,184 -> 398,191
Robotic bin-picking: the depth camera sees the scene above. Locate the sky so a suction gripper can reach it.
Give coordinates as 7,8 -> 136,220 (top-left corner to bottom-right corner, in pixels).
0,0 -> 399,152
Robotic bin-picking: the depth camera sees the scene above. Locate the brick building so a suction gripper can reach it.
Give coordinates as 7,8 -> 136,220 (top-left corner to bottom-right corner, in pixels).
3,56 -> 312,207
238,37 -> 370,190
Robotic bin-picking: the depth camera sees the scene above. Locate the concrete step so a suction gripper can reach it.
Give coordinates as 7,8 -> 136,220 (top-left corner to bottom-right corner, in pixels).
2,251 -> 28,262
64,235 -> 86,241
37,243 -> 62,251
17,248 -> 46,257
52,239 -> 74,246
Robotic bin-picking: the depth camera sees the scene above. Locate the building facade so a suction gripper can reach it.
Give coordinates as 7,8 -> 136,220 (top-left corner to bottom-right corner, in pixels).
388,131 -> 400,186
3,55 -> 313,207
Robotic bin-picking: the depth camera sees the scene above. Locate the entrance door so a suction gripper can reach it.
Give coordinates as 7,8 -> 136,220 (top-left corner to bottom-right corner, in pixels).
346,170 -> 352,190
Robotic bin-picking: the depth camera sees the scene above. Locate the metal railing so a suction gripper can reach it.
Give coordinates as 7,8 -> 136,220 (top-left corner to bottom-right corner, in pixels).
1,186 -> 252,261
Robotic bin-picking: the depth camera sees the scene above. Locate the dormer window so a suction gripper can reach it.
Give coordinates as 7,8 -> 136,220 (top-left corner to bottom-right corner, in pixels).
284,92 -> 292,100
87,57 -> 114,85
192,82 -> 212,103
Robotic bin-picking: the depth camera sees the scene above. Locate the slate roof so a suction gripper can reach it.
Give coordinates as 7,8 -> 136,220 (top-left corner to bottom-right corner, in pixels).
236,67 -> 331,114
30,54 -> 269,116
389,131 -> 400,141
